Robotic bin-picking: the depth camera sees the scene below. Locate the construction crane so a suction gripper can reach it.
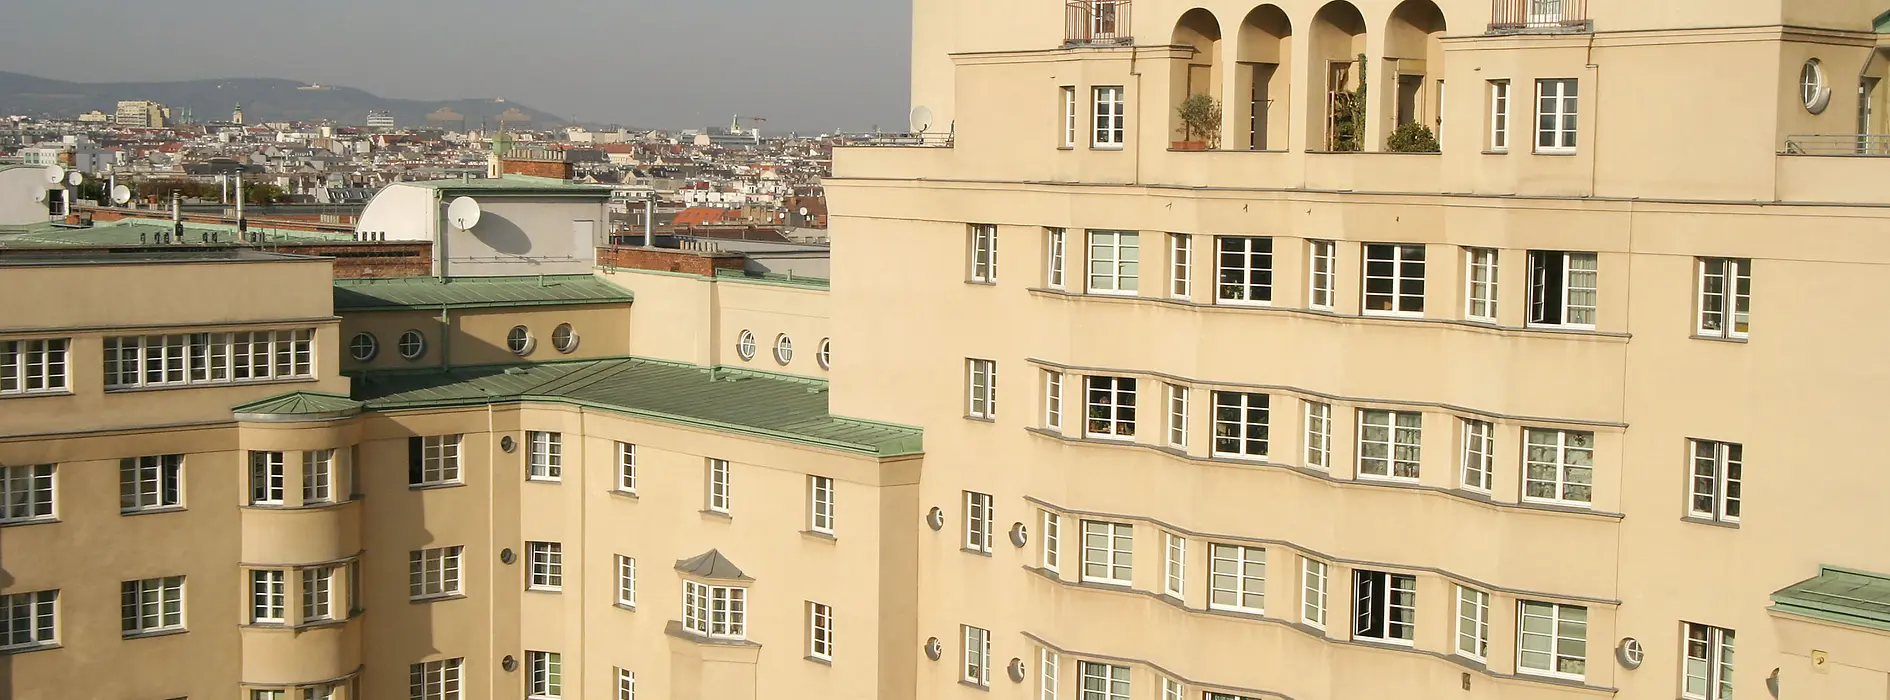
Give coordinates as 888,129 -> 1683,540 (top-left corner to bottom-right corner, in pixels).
731,114 -> 768,132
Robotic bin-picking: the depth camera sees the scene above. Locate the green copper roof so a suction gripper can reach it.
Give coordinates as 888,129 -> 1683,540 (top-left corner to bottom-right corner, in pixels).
232,392 -> 364,421
0,218 -> 351,247
1771,566 -> 1890,632
714,268 -> 831,290
1875,9 -> 1890,33
351,357 -> 923,457
333,275 -> 634,311
402,174 -> 608,196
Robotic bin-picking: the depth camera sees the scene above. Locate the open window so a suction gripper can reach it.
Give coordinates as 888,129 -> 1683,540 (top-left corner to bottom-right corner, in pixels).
1527,250 -> 1597,328
1353,569 -> 1416,644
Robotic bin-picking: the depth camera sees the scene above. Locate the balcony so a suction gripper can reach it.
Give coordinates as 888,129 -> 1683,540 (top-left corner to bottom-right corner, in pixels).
1777,135 -> 1890,204
1066,0 -> 1132,47
1783,134 -> 1890,155
1487,0 -> 1591,34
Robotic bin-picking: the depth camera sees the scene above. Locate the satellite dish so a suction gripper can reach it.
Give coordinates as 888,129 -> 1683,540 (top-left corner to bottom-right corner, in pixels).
66,171 -> 84,187
111,185 -> 132,205
909,106 -> 934,133
798,207 -> 809,217
447,196 -> 483,230
32,191 -> 47,203
42,165 -> 65,185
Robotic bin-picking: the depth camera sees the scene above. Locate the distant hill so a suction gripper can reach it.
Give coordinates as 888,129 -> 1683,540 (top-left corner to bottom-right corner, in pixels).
0,72 -> 567,128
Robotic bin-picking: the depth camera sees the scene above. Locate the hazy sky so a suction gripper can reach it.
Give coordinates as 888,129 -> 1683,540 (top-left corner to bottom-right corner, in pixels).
0,0 -> 910,133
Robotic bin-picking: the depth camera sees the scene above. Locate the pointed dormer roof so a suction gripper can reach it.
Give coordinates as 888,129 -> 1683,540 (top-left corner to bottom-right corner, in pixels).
674,549 -> 751,581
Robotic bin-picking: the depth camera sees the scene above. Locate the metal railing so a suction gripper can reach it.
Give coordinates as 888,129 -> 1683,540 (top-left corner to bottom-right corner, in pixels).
840,131 -> 955,148
1488,0 -> 1591,34
1066,0 -> 1132,46
1782,134 -> 1890,156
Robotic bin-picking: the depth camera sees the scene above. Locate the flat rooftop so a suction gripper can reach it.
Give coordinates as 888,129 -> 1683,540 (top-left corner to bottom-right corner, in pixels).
0,217 -> 353,248
0,248 -> 320,267
349,357 -> 922,457
401,174 -> 609,196
332,274 -> 635,311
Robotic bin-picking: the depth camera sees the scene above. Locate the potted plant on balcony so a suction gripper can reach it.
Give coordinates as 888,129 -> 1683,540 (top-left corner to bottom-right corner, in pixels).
1387,122 -> 1440,152
1174,93 -> 1221,150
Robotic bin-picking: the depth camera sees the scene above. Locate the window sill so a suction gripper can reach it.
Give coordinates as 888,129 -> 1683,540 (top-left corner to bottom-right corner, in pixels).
1091,145 -> 1125,151
1681,515 -> 1740,530
1361,311 -> 1427,320
801,529 -> 837,542
105,376 -> 318,395
243,621 -> 290,629
1355,475 -> 1422,486
699,509 -> 732,522
1351,637 -> 1418,650
964,415 -> 996,424
122,628 -> 189,641
1207,606 -> 1268,620
526,586 -> 563,594
291,618 -> 347,631
961,547 -> 993,558
1532,150 -> 1579,156
958,679 -> 992,692
1481,150 -> 1509,155
965,280 -> 997,287
120,506 -> 187,517
0,642 -> 59,656
0,391 -> 73,401
1027,287 -> 1636,340
1690,334 -> 1748,344
614,602 -> 638,613
1079,578 -> 1133,589
242,500 -> 356,512
525,477 -> 563,484
1214,299 -> 1274,308
1518,499 -> 1595,515
663,620 -> 761,647
0,517 -> 60,529
408,482 -> 466,492
606,489 -> 640,501
1056,146 -> 1075,151
409,593 -> 466,604
805,654 -> 833,666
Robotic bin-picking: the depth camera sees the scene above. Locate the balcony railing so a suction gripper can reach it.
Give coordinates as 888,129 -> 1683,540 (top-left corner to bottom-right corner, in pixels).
1783,134 -> 1890,156
1488,0 -> 1591,34
839,131 -> 955,148
1066,0 -> 1132,46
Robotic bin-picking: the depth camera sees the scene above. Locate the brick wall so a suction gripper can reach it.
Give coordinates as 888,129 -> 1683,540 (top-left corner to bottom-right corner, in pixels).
281,242 -> 433,279
596,246 -> 745,276
500,159 -> 576,180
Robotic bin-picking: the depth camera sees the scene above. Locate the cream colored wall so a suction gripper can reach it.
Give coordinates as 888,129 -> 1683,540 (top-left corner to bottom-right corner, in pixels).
338,303 -> 634,371
595,268 -> 834,378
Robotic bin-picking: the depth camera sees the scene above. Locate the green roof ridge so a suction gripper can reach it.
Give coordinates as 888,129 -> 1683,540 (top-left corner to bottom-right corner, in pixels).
333,274 -> 635,311
1770,565 -> 1890,632
233,391 -> 364,421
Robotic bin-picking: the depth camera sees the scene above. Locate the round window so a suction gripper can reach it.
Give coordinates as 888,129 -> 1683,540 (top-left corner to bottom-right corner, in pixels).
773,334 -> 794,365
398,330 -> 426,360
348,332 -> 378,361
817,338 -> 832,370
507,326 -> 535,356
735,330 -> 756,361
1802,59 -> 1831,114
552,323 -> 579,354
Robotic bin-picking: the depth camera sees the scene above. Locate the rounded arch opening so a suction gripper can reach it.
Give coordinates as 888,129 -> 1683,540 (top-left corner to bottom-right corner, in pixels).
1310,0 -> 1369,151
1170,9 -> 1225,148
1386,0 -> 1447,148
1236,5 -> 1293,150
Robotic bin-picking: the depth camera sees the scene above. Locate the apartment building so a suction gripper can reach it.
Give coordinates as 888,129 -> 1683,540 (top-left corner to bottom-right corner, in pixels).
116,100 -> 170,129
822,0 -> 1890,699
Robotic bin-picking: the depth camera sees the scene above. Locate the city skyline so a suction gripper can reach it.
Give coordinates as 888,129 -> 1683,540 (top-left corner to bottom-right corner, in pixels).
0,0 -> 910,133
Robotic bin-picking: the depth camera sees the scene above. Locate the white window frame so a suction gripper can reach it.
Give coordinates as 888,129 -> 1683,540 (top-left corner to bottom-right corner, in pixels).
414,435 -> 461,486
1527,250 -> 1598,329
1163,531 -> 1186,597
527,541 -> 563,591
1304,401 -> 1332,470
808,601 -> 835,660
963,624 -> 992,686
103,329 -> 314,390
1093,86 -> 1126,148
0,464 -> 55,524
1465,247 -> 1499,322
965,491 -> 994,553
1308,240 -> 1337,311
1086,230 -> 1140,295
615,554 -> 637,607
1682,622 -> 1735,700
970,224 -> 999,283
121,576 -> 185,635
251,569 -> 286,624
1352,570 -> 1417,646
1689,440 -> 1742,523
1460,419 -> 1495,492
1042,510 -> 1062,572
302,566 -> 333,623
0,590 -> 57,650
967,358 -> 997,419
1079,661 -> 1131,700
1214,236 -> 1274,306
1534,78 -> 1578,154
120,455 -> 182,512
1047,228 -> 1068,289
411,658 -> 463,700
409,546 -> 463,600
1211,391 -> 1270,459
1488,80 -> 1510,152
249,451 -> 284,505
615,667 -> 636,700
1080,520 -> 1133,586
1357,410 -> 1423,482
1208,543 -> 1266,614
1045,370 -> 1065,430
1696,258 -> 1751,339
526,431 -> 562,482
1170,233 -> 1193,299
1084,375 -> 1137,439
809,475 -> 835,535
1302,558 -> 1328,628
1040,648 -> 1060,700
1456,585 -> 1491,661
682,580 -> 747,639
1166,383 -> 1189,449
707,458 -> 732,514
616,442 -> 637,495
1061,86 -> 1078,148
1163,678 -> 1185,700
1517,600 -> 1588,681
527,650 -> 563,699
1522,428 -> 1594,507
1363,243 -> 1427,317
302,449 -> 334,504
0,338 -> 69,395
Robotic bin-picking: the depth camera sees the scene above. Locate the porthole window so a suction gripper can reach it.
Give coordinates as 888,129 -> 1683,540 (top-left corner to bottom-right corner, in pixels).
398,330 -> 426,360
773,334 -> 794,365
736,330 -> 756,361
507,326 -> 535,356
1801,59 -> 1832,114
349,332 -> 378,362
552,323 -> 579,354
818,338 -> 832,370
